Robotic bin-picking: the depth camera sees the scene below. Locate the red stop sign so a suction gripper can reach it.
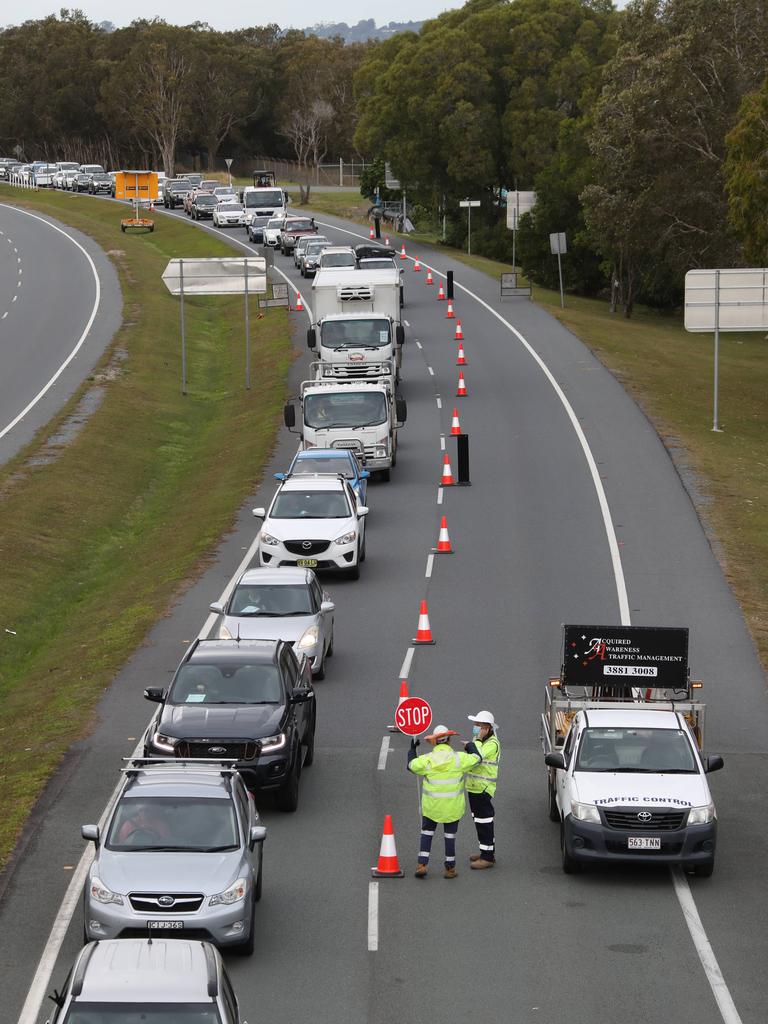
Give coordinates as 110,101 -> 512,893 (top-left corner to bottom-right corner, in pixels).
395,696 -> 433,736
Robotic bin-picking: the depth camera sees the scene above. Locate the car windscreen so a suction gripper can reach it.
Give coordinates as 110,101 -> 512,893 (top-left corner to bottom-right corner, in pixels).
229,583 -> 314,616
106,797 -> 238,852
267,218 -> 285,228
575,727 -> 698,773
64,1005 -> 222,1024
169,662 -> 282,705
244,189 -> 284,209
196,195 -> 217,205
321,253 -> 356,267
219,203 -> 242,211
305,243 -> 329,255
293,456 -> 354,479
270,490 -> 350,519
304,391 -> 388,428
321,319 -> 391,349
92,174 -> 110,182
285,219 -> 313,231
170,181 -> 190,191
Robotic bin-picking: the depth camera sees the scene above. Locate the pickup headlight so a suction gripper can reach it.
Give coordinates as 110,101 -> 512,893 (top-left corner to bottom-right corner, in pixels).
687,803 -> 715,825
152,732 -> 176,754
297,625 -> 319,650
260,732 -> 286,752
90,877 -> 124,905
334,530 -> 356,546
571,801 -> 601,823
261,532 -> 279,546
209,877 -> 247,906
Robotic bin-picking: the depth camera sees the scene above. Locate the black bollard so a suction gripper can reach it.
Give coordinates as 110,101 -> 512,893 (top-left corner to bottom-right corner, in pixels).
456,433 -> 471,485
447,270 -> 454,300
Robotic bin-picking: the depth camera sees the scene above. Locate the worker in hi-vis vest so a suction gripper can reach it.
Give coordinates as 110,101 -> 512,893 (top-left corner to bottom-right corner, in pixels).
407,724 -> 482,879
465,710 -> 501,869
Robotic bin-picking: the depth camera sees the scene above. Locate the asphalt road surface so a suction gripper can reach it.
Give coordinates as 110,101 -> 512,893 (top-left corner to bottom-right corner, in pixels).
2,202 -> 766,1024
0,201 -> 121,466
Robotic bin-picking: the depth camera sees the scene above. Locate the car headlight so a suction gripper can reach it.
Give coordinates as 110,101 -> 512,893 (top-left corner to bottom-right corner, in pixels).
261,532 -> 279,546
260,732 -> 287,752
571,801 -> 601,823
245,213 -> 253,223
152,732 -> 176,754
334,530 -> 356,546
209,877 -> 247,907
219,624 -> 233,640
297,625 -> 319,650
90,877 -> 124,905
687,803 -> 715,825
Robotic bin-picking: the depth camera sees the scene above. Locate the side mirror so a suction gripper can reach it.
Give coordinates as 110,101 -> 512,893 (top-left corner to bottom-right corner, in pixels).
396,398 -> 407,424
395,324 -> 405,346
357,506 -> 369,517
81,824 -> 100,845
545,752 -> 565,770
291,687 -> 312,704
252,507 -> 266,518
360,470 -> 370,479
144,687 -> 166,703
273,472 -> 286,480
209,601 -> 224,615
249,824 -> 267,846
705,755 -> 724,773
306,328 -> 316,350
283,404 -> 296,429
320,600 -> 335,613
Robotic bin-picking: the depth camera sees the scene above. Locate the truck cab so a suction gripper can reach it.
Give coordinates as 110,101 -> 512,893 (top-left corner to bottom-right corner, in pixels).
242,185 -> 288,229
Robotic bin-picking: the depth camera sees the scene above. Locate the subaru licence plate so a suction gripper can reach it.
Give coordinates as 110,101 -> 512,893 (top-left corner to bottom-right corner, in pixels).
628,837 -> 661,850
296,558 -> 318,568
147,920 -> 184,929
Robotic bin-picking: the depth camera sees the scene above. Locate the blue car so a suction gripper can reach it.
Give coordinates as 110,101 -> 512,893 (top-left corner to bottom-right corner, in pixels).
277,448 -> 369,505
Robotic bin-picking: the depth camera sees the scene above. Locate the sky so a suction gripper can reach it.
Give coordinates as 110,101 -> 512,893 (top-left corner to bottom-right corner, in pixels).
2,0 -> 466,31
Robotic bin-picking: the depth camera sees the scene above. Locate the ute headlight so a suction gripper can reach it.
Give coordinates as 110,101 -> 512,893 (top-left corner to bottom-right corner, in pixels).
209,877 -> 247,906
152,732 -> 176,754
687,803 -> 715,825
261,532 -> 279,546
260,732 -> 287,753
334,530 -> 356,546
297,625 -> 319,650
571,801 -> 601,824
90,877 -> 124,905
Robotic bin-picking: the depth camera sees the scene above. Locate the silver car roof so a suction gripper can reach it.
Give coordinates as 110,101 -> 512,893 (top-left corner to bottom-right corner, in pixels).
76,939 -> 219,1002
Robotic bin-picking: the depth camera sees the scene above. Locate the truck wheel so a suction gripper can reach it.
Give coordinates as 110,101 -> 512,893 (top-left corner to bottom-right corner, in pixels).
560,821 -> 581,874
692,861 -> 714,878
547,778 -> 559,822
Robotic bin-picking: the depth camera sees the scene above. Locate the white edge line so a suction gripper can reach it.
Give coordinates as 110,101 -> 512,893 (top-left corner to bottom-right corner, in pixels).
377,735 -> 391,770
398,646 -> 415,680
0,205 -> 101,442
425,553 -> 434,579
367,881 -> 379,951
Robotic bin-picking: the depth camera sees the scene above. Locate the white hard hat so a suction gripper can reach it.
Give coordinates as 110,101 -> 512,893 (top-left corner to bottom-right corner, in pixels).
468,710 -> 498,728
426,724 -> 458,743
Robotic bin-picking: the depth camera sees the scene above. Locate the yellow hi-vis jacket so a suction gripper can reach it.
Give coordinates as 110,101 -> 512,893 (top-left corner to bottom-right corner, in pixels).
408,744 -> 481,822
465,733 -> 500,796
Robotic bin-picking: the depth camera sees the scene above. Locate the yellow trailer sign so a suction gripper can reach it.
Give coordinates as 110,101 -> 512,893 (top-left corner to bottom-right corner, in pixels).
114,170 -> 158,201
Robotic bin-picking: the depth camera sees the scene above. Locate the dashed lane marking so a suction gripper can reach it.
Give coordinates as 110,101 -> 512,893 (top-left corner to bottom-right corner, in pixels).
415,341 -> 423,350
367,882 -> 379,951
425,553 -> 434,579
377,735 -> 391,770
440,435 -> 445,451
436,397 -> 442,409
437,487 -> 444,505
427,365 -> 434,376
398,647 -> 415,680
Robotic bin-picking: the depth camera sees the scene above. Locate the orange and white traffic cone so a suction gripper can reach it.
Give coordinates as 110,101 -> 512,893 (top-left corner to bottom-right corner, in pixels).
456,371 -> 467,397
369,225 -> 375,239
400,243 -> 407,261
446,299 -> 455,319
413,258 -> 421,272
433,515 -> 453,554
413,600 -> 436,644
385,235 -> 390,246
371,815 -> 405,878
426,269 -> 434,285
450,407 -> 461,435
437,282 -> 446,300
455,320 -> 463,340
295,292 -> 304,312
456,342 -> 467,365
441,452 -> 455,486
388,679 -> 410,731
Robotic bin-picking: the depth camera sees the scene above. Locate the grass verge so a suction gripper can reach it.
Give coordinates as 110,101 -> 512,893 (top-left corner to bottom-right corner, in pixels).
0,186 -> 292,868
301,191 -> 768,673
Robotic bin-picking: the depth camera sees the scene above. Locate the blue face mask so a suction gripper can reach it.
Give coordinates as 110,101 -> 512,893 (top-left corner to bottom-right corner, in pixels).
472,725 -> 481,737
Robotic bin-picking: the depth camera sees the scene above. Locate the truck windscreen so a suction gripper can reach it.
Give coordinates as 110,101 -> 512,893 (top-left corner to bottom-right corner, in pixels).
304,392 -> 388,429
321,320 -> 391,350
244,189 -> 284,209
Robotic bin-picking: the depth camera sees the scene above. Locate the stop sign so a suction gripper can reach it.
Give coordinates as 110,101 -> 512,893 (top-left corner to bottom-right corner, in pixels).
395,696 -> 433,736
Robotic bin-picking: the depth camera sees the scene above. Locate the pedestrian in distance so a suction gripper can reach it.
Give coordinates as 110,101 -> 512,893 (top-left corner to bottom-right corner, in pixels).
407,724 -> 482,879
465,710 -> 501,869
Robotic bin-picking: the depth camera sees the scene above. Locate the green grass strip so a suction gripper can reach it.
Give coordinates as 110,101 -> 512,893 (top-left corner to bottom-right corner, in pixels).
0,186 -> 292,868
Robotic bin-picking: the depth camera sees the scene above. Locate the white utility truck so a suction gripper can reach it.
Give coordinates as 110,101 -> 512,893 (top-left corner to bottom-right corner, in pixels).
241,184 -> 287,230
283,378 -> 407,482
542,624 -> 723,876
308,268 -> 405,384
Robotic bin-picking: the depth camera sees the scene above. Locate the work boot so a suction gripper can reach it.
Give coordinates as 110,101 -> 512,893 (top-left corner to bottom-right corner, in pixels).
469,852 -> 482,862
470,859 -> 495,870
414,864 -> 428,879
444,866 -> 458,879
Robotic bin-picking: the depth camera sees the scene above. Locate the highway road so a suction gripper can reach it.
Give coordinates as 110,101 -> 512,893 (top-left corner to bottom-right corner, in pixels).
0,202 -> 121,466
1,201 -> 766,1024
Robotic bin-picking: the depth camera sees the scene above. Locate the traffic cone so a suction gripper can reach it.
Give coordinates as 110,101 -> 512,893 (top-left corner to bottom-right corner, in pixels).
437,282 -> 446,300
371,815 -> 404,878
455,320 -> 464,341
369,225 -> 375,239
413,600 -> 436,644
456,342 -> 467,366
385,235 -> 390,246
295,292 -> 304,312
441,452 -> 455,486
400,243 -> 407,260
446,299 -> 455,319
456,371 -> 467,397
433,515 -> 453,554
450,407 -> 461,435
413,258 -> 421,272
426,269 -> 434,285
387,679 -> 410,732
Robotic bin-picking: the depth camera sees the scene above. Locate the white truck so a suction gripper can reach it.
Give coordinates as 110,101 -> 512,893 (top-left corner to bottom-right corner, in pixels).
242,185 -> 288,230
542,624 -> 723,877
283,378 -> 407,482
308,268 -> 405,385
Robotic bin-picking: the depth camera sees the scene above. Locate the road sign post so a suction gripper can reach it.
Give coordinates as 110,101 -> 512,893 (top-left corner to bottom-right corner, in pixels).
244,258 -> 250,390
459,199 -> 481,255
549,232 -> 567,308
395,697 -> 433,736
179,259 -> 187,395
225,158 -> 233,189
